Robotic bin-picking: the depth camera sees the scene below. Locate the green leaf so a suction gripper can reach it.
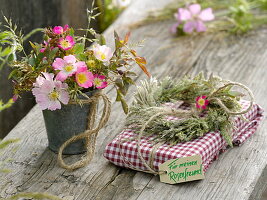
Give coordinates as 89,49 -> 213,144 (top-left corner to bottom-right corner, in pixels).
0,47 -> 12,57
48,47 -> 59,61
28,57 -> 35,66
76,53 -> 87,61
99,34 -> 106,45
69,28 -> 75,36
221,129 -> 233,147
116,89 -> 122,101
125,71 -> 137,76
115,79 -> 127,95
0,31 -> 10,41
73,43 -> 85,55
7,54 -> 14,62
8,69 -> 18,79
114,31 -> 122,49
120,98 -> 129,114
228,90 -> 244,98
35,52 -> 45,65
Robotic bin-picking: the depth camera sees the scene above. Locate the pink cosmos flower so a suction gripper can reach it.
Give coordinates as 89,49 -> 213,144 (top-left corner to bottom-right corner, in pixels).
75,67 -> 94,88
93,74 -> 108,89
58,36 -> 75,51
52,25 -> 69,35
52,55 -> 86,82
32,73 -> 69,111
175,4 -> 214,33
92,44 -> 113,63
196,95 -> 209,109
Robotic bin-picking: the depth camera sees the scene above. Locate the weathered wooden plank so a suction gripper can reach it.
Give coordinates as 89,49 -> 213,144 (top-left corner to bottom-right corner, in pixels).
0,0 -> 266,199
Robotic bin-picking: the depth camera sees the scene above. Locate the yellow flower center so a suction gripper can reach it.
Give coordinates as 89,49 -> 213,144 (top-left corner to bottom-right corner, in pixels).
64,65 -> 74,72
198,99 -> 205,106
60,40 -> 70,48
49,91 -> 59,101
77,73 -> 87,84
94,78 -> 101,86
100,53 -> 106,60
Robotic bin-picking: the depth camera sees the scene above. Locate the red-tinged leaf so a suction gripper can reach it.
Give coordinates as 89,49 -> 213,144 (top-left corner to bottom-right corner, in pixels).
124,32 -> 131,44
135,56 -> 147,65
137,63 -> 150,77
130,50 -> 137,57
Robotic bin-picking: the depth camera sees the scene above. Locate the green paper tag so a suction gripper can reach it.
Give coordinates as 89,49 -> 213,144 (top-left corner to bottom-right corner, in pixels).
159,155 -> 205,184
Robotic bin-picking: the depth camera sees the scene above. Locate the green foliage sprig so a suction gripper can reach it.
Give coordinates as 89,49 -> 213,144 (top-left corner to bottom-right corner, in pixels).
126,73 -> 245,146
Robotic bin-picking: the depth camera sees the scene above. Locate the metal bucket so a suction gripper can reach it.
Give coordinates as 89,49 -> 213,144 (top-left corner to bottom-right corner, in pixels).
42,92 -> 94,155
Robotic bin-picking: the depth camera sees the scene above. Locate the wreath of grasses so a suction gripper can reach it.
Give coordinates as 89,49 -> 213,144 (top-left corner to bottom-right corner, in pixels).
126,73 -> 252,147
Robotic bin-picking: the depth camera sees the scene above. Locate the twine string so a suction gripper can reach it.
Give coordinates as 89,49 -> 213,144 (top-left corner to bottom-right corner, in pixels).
57,92 -> 111,170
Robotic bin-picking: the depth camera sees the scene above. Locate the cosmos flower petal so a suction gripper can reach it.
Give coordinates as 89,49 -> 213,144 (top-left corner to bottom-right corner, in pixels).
58,90 -> 70,105
183,21 -> 196,33
64,55 -> 76,64
188,4 -> 201,15
56,71 -> 68,82
178,8 -> 192,21
196,20 -> 207,32
52,58 -> 66,70
75,61 -> 87,71
48,100 -> 61,111
198,8 -> 215,21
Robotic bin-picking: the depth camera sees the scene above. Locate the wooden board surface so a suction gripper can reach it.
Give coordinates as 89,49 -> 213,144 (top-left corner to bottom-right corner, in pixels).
0,0 -> 267,199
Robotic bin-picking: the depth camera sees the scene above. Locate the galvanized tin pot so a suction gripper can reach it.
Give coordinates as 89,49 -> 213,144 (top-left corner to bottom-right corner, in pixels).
42,92 -> 94,155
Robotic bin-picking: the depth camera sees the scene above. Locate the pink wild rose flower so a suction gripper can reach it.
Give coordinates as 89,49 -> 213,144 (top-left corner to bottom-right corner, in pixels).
93,74 -> 108,89
175,4 -> 214,33
52,55 -> 86,82
196,95 -> 209,109
92,44 -> 113,63
32,73 -> 69,111
58,35 -> 75,50
75,67 -> 94,88
52,25 -> 69,35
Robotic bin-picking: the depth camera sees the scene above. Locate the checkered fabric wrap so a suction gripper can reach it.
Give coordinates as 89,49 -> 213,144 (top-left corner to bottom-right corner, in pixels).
104,100 -> 264,173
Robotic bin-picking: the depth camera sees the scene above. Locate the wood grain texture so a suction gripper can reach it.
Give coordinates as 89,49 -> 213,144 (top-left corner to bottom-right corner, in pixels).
0,0 -> 266,199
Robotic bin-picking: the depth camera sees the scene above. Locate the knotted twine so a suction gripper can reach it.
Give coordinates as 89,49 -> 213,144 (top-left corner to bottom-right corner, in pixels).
118,82 -> 254,175
57,91 -> 111,170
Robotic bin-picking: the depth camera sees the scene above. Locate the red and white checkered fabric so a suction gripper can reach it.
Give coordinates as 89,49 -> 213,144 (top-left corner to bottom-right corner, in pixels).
104,100 -> 264,173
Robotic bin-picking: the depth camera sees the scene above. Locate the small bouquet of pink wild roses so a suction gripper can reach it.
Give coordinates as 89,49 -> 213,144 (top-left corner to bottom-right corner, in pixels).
10,25 -> 149,113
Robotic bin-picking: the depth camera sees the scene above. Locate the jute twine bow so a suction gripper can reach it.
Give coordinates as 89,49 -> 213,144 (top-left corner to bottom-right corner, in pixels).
119,82 -> 254,175
58,91 -> 111,170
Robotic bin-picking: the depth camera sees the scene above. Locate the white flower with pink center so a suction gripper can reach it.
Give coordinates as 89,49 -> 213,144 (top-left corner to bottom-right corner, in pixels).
52,55 -> 86,81
92,44 -> 113,63
32,73 -> 69,111
93,74 -> 108,89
